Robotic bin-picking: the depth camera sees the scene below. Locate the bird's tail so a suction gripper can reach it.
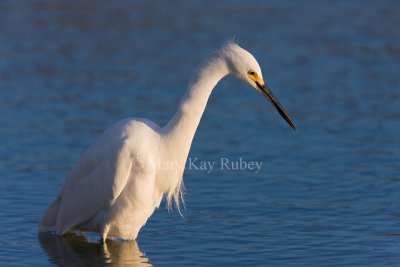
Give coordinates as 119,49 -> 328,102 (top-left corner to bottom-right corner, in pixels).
38,196 -> 61,233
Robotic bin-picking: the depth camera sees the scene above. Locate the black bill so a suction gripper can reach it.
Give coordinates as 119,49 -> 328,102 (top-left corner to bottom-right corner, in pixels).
256,81 -> 296,131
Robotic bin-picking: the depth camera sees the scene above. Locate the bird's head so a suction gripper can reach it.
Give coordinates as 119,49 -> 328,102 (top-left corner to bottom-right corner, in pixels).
220,42 -> 296,131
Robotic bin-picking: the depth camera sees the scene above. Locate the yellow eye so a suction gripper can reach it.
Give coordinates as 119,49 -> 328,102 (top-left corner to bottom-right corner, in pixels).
248,70 -> 256,76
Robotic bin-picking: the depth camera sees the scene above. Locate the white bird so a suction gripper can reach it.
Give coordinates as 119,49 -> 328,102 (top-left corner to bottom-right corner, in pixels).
39,42 -> 295,240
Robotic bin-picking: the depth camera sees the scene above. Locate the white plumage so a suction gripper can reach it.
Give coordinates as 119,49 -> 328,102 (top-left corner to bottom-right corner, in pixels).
39,42 -> 295,240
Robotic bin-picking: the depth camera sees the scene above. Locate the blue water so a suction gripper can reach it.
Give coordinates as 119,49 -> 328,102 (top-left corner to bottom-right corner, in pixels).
1,0 -> 399,266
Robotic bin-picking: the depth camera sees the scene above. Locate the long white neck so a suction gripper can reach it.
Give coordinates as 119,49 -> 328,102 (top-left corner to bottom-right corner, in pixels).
162,54 -> 229,162
157,51 -> 232,210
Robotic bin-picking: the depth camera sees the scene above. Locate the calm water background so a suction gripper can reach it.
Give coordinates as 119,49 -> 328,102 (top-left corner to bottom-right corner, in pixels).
0,0 -> 399,266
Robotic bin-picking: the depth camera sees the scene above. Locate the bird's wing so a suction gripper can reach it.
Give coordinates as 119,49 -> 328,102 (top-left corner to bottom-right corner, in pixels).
56,140 -> 133,234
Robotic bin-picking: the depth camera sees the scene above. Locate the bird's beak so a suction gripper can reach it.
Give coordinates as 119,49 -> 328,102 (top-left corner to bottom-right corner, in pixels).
255,81 -> 296,131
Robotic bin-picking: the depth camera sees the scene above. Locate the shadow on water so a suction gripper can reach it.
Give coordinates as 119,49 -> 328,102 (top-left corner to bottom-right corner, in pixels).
38,233 -> 152,267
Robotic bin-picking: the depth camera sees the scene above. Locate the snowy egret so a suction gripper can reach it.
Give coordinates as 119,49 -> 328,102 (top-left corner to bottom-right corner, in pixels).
39,42 -> 295,240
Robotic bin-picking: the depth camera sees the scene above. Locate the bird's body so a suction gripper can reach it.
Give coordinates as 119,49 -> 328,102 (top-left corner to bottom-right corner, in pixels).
40,119 -> 165,239
39,42 -> 295,240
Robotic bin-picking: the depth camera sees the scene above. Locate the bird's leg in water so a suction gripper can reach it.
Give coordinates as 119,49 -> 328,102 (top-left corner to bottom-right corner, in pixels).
101,224 -> 110,242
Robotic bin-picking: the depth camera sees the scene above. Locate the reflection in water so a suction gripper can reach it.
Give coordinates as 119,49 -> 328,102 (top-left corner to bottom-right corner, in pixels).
38,233 -> 152,267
